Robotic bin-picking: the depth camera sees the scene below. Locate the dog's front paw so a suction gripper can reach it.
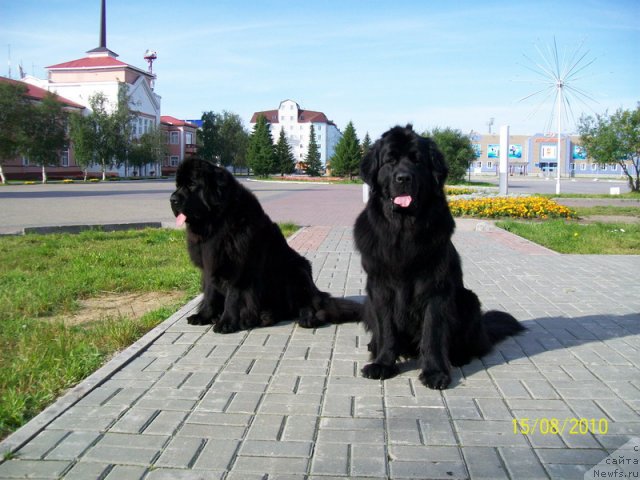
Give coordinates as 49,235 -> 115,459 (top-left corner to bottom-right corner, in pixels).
213,315 -> 240,334
361,362 -> 398,380
187,313 -> 213,325
297,307 -> 324,329
419,369 -> 451,390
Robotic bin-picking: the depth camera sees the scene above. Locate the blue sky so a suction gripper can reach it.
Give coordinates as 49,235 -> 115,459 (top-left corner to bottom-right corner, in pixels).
1,0 -> 638,140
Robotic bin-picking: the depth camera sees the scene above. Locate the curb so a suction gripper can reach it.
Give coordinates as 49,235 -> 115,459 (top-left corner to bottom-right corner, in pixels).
0,222 -> 167,237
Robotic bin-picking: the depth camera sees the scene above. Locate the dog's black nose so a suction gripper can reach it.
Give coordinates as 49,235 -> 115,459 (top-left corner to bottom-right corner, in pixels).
394,172 -> 411,184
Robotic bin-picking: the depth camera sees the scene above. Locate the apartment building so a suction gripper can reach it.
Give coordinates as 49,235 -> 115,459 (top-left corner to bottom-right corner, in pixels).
250,100 -> 342,167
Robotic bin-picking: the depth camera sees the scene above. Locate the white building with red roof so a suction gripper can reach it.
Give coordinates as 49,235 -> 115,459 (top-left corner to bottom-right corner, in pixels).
1,0 -> 199,180
19,0 -> 167,178
250,99 -> 342,168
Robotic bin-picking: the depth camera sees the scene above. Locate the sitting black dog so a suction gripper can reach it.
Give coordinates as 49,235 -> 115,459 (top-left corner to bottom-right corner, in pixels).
354,126 -> 525,389
170,157 -> 360,333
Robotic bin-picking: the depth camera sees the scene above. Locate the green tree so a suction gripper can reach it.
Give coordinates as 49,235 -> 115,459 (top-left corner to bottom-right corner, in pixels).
129,126 -> 168,176
424,127 -> 475,183
0,81 -> 30,183
305,124 -> 322,177
198,110 -> 249,170
199,111 -> 220,162
247,114 -> 275,177
330,121 -> 360,179
68,111 -> 96,181
275,129 -> 295,176
361,132 -> 372,159
21,93 -> 68,183
68,84 -> 133,180
111,84 -> 134,173
218,111 -> 249,170
578,106 -> 640,192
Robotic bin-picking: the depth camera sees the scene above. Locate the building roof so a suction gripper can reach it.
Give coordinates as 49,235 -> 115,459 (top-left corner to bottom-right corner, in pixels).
0,76 -> 85,109
160,116 -> 198,128
250,108 -> 334,126
47,55 -> 153,79
47,55 -> 129,70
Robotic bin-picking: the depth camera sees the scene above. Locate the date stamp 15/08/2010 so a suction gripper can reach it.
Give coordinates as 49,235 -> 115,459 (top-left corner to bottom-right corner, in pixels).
513,417 -> 609,436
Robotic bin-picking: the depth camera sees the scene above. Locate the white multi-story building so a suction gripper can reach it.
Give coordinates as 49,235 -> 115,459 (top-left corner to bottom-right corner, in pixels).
250,100 -> 342,167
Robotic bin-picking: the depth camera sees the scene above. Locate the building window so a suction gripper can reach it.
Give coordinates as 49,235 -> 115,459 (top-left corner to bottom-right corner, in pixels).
170,131 -> 179,145
580,163 -> 586,171
185,132 -> 193,145
60,149 -> 69,167
22,156 -> 29,166
487,161 -> 493,169
170,156 -> 179,167
476,161 -> 482,168
591,163 -> 597,171
611,163 -> 618,171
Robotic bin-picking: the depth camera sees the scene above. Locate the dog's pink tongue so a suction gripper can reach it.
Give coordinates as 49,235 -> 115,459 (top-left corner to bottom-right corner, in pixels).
393,195 -> 412,208
176,213 -> 187,227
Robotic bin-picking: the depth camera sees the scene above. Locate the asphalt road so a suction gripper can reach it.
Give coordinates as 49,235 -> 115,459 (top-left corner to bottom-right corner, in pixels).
0,179 -> 365,234
0,176 -> 633,234
471,174 -> 632,195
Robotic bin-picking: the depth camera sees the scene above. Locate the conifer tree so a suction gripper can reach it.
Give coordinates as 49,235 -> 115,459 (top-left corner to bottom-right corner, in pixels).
275,129 -> 295,176
361,132 -> 372,159
330,121 -> 360,179
247,114 -> 276,177
305,125 -> 322,177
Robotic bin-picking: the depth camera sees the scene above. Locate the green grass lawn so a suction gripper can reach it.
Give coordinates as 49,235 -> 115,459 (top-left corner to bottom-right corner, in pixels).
573,205 -> 640,218
496,220 -> 640,254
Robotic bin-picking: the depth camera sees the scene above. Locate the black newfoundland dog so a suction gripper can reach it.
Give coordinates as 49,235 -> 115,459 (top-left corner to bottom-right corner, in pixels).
170,157 -> 360,333
354,125 -> 525,389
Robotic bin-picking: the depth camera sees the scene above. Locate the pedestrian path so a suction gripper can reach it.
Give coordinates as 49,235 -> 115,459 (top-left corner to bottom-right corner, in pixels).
1,220 -> 639,479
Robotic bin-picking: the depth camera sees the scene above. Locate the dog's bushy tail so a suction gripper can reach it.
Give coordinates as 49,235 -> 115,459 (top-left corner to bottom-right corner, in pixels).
317,295 -> 363,324
483,310 -> 526,344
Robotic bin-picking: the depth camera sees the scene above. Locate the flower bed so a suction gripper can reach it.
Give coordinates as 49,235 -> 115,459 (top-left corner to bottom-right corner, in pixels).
448,196 -> 576,219
445,186 -> 476,196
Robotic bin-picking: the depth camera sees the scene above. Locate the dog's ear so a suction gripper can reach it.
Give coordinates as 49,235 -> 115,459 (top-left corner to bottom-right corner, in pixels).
360,140 -> 380,188
422,138 -> 448,187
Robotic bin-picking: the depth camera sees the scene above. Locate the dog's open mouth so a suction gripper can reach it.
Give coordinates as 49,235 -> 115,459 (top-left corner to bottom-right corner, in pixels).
176,213 -> 187,227
393,195 -> 413,208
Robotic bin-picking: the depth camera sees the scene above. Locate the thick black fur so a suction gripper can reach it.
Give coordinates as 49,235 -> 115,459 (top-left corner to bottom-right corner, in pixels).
170,157 -> 361,333
354,125 -> 525,389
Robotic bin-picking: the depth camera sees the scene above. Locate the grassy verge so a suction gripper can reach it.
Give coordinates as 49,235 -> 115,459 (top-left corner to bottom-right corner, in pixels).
540,191 -> 640,200
573,205 -> 640,218
0,224 -> 298,440
496,220 -> 640,254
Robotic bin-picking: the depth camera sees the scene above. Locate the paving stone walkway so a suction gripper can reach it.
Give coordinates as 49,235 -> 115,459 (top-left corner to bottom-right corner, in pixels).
1,220 -> 639,479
